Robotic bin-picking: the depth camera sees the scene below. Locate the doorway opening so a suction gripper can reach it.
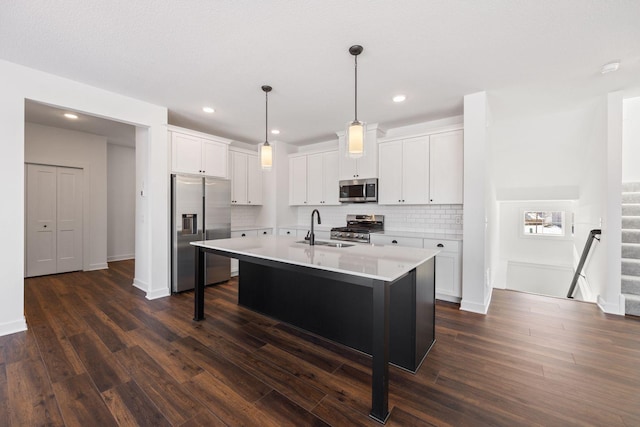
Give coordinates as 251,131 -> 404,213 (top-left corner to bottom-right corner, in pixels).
24,99 -> 137,277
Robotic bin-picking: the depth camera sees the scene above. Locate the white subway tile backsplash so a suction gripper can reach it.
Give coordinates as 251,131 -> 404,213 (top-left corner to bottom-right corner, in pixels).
297,204 -> 463,233
231,205 -> 261,227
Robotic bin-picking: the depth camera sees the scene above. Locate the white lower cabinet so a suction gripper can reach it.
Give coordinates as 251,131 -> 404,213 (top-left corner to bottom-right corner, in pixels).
370,234 -> 462,302
369,234 -> 423,248
424,238 -> 462,302
278,228 -> 297,236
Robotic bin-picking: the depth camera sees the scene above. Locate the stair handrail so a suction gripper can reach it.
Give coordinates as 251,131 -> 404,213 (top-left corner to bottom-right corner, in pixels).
567,229 -> 602,299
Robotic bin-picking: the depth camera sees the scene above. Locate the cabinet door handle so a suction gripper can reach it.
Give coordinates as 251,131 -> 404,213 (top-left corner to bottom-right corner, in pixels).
392,240 -> 398,244
241,233 -> 246,237
437,243 -> 444,248
263,231 -> 267,235
286,231 -> 291,235
398,199 -> 401,202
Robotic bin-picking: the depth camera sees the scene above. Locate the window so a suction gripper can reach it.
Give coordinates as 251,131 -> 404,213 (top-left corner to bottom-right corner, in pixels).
523,211 -> 565,236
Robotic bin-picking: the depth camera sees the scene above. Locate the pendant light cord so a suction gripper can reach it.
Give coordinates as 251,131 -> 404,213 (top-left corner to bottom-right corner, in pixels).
265,90 -> 268,143
354,54 -> 358,122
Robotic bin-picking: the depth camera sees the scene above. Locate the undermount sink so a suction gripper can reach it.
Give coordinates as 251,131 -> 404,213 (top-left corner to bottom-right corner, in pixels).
296,240 -> 354,248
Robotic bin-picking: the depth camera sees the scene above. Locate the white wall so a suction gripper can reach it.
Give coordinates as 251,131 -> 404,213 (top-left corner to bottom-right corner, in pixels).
461,91 -> 492,314
497,200 -> 576,297
0,59 -> 168,337
623,97 -> 640,183
107,143 -> 136,261
490,100 -> 600,197
25,123 -> 108,270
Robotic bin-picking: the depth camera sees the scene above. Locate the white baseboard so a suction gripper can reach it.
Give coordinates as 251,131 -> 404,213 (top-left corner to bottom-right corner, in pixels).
107,254 -> 134,262
436,293 -> 461,304
146,287 -> 171,300
460,296 -> 491,314
0,317 -> 28,337
87,262 -> 109,271
597,294 -> 625,316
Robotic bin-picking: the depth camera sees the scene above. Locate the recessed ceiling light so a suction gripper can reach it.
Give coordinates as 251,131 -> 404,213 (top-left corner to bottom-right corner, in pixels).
393,95 -> 406,103
202,106 -> 215,113
64,113 -> 78,119
271,129 -> 280,135
601,61 -> 620,74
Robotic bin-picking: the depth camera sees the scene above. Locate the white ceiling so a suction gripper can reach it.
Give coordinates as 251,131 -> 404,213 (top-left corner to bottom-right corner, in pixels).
25,100 -> 136,147
2,1 -> 640,146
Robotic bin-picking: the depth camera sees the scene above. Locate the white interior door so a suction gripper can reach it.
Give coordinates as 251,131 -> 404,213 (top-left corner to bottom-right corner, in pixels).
26,164 -> 83,277
56,167 -> 83,273
27,164 -> 57,277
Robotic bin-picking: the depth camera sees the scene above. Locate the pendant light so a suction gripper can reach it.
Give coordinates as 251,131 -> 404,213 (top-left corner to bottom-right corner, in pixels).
260,85 -> 273,171
347,45 -> 365,158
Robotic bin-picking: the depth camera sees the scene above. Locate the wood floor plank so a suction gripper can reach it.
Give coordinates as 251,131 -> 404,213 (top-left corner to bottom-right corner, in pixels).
30,323 -> 80,383
6,358 -> 65,427
67,332 -> 130,392
242,322 -> 343,373
255,390 -> 330,427
83,312 -> 128,353
173,335 -> 272,403
0,331 -> 40,364
254,343 -> 373,417
102,380 -> 171,427
311,395 -> 380,427
128,307 -> 182,342
52,373 -> 118,427
184,371 -> 281,427
115,345 -> 205,425
96,300 -> 142,332
204,334 -> 327,411
125,328 -> 204,384
179,409 -> 228,427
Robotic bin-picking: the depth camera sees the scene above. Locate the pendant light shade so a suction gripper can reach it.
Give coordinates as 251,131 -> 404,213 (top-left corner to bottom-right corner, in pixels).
261,85 -> 273,171
260,142 -> 272,170
347,45 -> 365,158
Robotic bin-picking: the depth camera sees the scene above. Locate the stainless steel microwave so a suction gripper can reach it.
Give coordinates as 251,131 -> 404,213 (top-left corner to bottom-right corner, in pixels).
339,178 -> 378,203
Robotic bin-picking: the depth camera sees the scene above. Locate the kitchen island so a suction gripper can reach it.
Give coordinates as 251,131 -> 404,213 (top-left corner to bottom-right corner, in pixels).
191,235 -> 438,423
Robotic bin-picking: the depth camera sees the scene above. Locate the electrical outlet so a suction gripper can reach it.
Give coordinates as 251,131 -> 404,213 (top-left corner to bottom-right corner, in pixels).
455,215 -> 462,224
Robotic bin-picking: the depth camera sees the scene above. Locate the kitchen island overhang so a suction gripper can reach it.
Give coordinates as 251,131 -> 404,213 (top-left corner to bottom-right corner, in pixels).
191,236 -> 439,424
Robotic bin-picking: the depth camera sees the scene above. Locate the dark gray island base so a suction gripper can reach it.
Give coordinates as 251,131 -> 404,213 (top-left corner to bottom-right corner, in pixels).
193,238 -> 437,424
238,260 -> 435,373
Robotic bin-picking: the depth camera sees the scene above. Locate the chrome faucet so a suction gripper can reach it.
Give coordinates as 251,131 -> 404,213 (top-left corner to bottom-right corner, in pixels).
310,209 -> 321,245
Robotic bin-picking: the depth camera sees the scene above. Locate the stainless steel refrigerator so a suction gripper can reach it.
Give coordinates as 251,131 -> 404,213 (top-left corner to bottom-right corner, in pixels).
171,174 -> 231,292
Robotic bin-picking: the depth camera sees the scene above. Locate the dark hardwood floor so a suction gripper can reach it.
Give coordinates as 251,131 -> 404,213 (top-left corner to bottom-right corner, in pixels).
2,260 -> 640,426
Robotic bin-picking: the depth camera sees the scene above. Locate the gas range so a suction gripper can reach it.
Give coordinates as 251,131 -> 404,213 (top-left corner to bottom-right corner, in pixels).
330,214 -> 384,244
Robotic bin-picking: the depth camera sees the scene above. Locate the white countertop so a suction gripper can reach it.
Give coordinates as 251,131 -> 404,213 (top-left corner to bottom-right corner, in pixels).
192,235 -> 439,282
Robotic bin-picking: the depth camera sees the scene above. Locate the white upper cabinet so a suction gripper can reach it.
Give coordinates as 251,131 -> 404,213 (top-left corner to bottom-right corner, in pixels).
378,141 -> 404,204
289,151 -> 339,206
429,130 -> 463,204
337,126 -> 384,180
306,151 -> 339,205
289,155 -> 308,205
378,129 -> 463,205
306,153 -> 324,205
378,136 -> 430,205
230,150 -> 262,205
171,130 -> 229,178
